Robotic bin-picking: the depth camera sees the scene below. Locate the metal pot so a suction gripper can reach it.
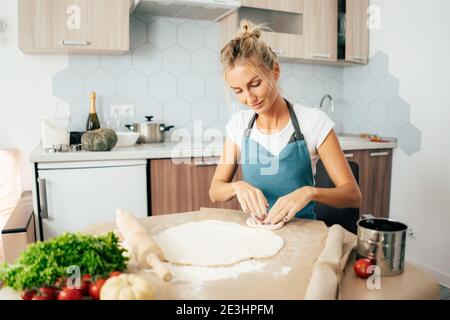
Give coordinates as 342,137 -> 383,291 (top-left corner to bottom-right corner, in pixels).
356,216 -> 407,276
125,116 -> 174,143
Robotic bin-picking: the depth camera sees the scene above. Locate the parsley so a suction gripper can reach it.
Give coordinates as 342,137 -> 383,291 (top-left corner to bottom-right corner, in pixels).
0,232 -> 128,291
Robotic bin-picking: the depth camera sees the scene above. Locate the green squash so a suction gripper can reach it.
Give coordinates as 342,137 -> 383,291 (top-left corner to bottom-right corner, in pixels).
81,128 -> 118,151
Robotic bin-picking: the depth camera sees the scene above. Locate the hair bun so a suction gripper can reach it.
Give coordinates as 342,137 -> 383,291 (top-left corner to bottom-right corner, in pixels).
239,19 -> 261,39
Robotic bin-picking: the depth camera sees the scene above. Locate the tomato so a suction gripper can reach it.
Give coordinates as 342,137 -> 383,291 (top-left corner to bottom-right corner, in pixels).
109,271 -> 121,278
57,287 -> 83,300
39,286 -> 58,300
32,294 -> 51,300
353,258 -> 374,278
89,278 -> 106,300
21,289 -> 37,300
80,274 -> 92,296
54,277 -> 67,289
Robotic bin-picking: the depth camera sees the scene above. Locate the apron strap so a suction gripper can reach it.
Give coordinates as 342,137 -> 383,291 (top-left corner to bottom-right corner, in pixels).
286,99 -> 304,141
244,112 -> 258,137
244,99 -> 304,141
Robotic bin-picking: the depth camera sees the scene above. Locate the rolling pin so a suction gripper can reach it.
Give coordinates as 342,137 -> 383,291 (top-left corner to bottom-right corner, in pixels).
116,208 -> 172,281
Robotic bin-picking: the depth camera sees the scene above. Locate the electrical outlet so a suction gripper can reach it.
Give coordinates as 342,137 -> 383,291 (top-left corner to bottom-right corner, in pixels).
110,105 -> 135,118
0,19 -> 7,33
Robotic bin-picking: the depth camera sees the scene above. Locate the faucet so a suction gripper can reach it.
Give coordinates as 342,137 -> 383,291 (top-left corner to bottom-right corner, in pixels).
320,94 -> 334,113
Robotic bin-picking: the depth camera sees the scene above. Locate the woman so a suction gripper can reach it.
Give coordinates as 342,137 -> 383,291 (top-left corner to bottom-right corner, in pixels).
209,21 -> 362,226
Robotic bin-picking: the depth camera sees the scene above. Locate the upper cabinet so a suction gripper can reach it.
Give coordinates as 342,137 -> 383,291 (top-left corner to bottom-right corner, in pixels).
303,0 -> 338,62
344,0 -> 369,64
240,0 -> 303,13
19,0 -> 132,54
219,0 -> 305,60
219,0 -> 369,65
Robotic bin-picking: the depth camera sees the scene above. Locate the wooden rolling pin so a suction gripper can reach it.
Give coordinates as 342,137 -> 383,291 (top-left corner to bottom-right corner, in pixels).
116,208 -> 172,281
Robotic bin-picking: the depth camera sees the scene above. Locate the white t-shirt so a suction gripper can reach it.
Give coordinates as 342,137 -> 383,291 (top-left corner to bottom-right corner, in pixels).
225,103 -> 335,176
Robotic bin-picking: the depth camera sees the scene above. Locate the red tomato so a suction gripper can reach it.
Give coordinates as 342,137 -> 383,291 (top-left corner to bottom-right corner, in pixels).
353,258 -> 373,278
109,271 -> 121,278
80,274 -> 92,296
39,286 -> 58,300
32,294 -> 51,300
57,287 -> 83,300
54,277 -> 67,289
21,289 -> 37,300
89,278 -> 106,300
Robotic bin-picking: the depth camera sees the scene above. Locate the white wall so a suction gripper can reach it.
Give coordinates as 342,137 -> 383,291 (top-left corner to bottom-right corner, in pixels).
370,0 -> 450,286
0,1 -> 68,190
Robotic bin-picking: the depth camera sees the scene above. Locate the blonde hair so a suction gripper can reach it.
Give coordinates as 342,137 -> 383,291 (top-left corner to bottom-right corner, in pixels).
220,20 -> 278,82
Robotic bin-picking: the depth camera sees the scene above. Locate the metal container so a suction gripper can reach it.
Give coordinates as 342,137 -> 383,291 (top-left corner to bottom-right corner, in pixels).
356,217 -> 407,276
125,116 -> 174,143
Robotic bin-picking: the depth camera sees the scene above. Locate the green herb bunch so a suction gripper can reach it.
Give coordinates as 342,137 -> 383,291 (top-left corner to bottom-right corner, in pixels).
0,232 -> 128,291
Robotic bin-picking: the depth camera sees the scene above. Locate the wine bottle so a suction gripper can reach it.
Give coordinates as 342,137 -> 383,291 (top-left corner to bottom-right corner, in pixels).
86,91 -> 100,131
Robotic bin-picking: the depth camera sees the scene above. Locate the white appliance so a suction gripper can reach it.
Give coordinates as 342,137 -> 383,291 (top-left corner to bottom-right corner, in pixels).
135,0 -> 240,21
35,160 -> 147,240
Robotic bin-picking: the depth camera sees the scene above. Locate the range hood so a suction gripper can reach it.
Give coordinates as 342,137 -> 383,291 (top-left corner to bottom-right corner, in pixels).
135,0 -> 240,21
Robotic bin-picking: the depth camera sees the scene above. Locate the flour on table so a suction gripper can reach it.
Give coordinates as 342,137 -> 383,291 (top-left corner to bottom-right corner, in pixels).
273,266 -> 292,276
154,220 -> 285,267
165,260 -> 267,283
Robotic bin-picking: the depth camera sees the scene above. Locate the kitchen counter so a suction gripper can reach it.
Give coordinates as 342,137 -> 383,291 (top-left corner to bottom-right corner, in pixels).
30,134 -> 397,163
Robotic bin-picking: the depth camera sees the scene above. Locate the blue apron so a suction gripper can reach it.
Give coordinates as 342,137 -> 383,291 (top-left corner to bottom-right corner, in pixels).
241,99 -> 316,219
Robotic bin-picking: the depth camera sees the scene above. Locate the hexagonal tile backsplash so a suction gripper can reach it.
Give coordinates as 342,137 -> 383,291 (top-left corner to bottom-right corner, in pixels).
52,16 -> 421,155
342,51 -> 421,155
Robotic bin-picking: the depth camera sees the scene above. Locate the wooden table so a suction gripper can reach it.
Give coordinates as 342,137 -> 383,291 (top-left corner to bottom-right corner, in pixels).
84,208 -> 352,300
0,208 -> 440,300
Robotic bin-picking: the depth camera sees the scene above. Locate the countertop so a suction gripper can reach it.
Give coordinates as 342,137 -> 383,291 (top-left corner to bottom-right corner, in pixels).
30,134 -> 398,163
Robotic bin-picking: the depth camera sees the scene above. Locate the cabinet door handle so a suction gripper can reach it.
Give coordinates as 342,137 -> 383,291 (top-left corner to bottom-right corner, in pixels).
370,151 -> 389,157
38,178 -> 49,219
272,48 -> 283,54
61,40 -> 89,46
194,163 -> 217,167
194,160 -> 218,166
312,53 -> 332,59
352,55 -> 366,61
344,153 -> 354,158
194,159 -> 219,167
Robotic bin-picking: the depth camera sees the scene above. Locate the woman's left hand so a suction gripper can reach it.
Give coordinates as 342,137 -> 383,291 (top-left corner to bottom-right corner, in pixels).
263,186 -> 315,225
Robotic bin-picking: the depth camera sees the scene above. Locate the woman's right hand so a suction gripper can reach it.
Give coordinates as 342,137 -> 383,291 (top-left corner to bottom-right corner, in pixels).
232,181 -> 269,220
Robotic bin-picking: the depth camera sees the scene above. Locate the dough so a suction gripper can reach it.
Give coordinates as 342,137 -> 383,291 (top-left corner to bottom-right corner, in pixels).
154,220 -> 285,267
246,217 -> 285,230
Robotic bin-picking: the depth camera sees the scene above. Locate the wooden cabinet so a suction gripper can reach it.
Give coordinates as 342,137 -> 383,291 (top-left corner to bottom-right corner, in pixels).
150,158 -> 242,216
344,149 -> 393,218
240,0 -> 304,13
345,0 -> 369,64
303,0 -> 338,62
219,0 -> 369,65
19,0 -> 131,54
219,1 -> 305,60
18,0 -> 54,52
